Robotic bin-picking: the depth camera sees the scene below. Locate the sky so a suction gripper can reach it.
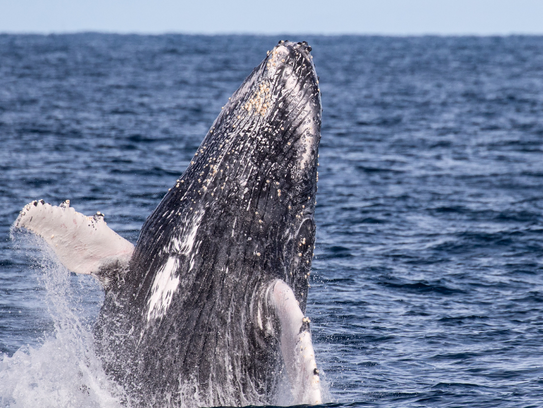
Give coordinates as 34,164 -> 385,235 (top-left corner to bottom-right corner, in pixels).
1,0 -> 543,35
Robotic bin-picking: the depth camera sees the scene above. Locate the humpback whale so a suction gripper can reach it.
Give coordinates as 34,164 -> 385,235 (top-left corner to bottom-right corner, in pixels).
14,40 -> 322,407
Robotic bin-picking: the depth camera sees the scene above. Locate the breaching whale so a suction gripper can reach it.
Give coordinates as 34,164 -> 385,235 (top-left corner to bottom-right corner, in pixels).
14,40 -> 322,407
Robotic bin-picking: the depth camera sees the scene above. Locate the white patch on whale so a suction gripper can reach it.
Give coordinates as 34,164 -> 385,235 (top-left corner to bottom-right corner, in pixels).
146,210 -> 204,321
146,256 -> 180,321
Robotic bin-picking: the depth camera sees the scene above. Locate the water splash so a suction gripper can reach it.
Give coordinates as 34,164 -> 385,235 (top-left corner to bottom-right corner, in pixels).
3,235 -> 328,407
0,236 -> 123,407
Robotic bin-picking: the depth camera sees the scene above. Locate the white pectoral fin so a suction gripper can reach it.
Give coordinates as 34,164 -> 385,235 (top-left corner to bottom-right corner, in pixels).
14,200 -> 135,283
272,280 -> 322,405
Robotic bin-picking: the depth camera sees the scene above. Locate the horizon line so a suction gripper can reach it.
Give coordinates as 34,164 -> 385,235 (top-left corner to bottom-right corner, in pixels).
2,30 -> 543,37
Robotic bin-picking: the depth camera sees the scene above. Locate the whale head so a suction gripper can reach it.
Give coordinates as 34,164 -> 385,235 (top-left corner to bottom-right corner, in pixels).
134,40 -> 322,311
96,40 -> 322,406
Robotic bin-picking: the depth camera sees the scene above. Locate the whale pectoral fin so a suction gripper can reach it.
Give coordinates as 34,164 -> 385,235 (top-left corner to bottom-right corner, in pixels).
13,200 -> 135,287
272,279 -> 322,405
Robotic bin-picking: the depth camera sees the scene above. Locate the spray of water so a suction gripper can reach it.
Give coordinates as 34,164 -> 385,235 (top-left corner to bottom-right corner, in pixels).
0,236 -> 123,408
2,235 -> 329,407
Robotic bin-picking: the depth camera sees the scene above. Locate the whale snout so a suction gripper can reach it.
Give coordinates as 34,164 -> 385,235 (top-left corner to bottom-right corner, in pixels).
264,41 -> 321,177
269,40 -> 317,73
277,39 -> 312,54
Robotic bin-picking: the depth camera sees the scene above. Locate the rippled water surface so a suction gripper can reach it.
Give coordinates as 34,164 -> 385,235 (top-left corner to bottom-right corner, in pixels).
1,34 -> 543,407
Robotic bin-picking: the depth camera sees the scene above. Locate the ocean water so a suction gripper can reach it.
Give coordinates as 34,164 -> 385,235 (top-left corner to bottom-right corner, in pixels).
1,34 -> 543,407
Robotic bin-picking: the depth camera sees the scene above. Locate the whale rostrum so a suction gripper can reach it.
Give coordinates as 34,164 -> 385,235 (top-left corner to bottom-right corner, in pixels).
14,40 -> 322,407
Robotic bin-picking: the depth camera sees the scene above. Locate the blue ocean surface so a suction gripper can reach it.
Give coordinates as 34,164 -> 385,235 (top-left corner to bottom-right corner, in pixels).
1,34 -> 543,407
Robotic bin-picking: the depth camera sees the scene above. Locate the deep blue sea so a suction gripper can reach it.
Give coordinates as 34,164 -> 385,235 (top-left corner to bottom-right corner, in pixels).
1,34 -> 543,407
